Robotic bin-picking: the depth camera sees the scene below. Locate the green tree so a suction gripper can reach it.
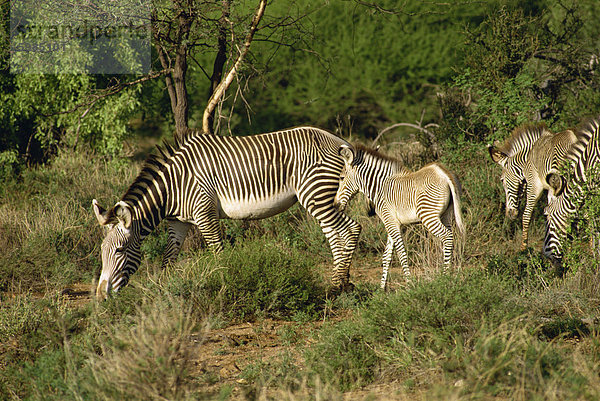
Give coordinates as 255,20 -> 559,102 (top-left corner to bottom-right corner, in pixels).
438,1 -> 600,144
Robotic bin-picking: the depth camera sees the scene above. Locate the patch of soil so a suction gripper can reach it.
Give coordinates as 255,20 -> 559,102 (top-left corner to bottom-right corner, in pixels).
190,318 -> 308,399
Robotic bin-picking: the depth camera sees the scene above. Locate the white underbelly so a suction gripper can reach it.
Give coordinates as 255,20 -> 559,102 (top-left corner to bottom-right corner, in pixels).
218,190 -> 297,219
395,209 -> 420,225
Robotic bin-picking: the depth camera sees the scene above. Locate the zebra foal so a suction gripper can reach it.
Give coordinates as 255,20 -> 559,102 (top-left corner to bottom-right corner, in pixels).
333,145 -> 464,288
488,124 -> 578,250
92,127 -> 361,300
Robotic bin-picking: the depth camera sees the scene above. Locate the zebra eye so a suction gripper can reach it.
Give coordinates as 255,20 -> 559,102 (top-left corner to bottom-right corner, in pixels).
115,246 -> 126,253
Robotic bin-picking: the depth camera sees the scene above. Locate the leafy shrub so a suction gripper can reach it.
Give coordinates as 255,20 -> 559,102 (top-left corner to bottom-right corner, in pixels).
305,269 -> 523,390
305,319 -> 379,391
362,270 -> 521,348
163,237 -> 327,321
486,248 -> 554,288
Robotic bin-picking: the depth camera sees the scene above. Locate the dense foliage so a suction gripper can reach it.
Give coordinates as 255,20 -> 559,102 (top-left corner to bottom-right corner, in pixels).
4,0 -> 599,170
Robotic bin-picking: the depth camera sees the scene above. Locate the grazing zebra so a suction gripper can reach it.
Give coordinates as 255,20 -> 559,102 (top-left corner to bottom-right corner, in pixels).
92,127 -> 361,300
333,144 -> 464,288
544,117 -> 600,264
488,124 -> 578,250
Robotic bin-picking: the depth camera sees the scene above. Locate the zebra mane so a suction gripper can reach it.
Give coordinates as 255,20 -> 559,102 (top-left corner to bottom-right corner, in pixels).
497,123 -> 549,157
353,144 -> 404,167
563,117 -> 600,180
118,140 -> 181,207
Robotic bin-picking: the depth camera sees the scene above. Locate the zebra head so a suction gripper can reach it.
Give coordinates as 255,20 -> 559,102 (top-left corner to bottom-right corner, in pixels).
92,199 -> 141,300
334,145 -> 361,211
488,145 -> 524,220
543,172 -> 569,265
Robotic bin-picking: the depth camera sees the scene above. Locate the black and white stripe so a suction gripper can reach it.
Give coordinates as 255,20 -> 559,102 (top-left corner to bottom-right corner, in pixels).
333,145 -> 464,289
544,117 -> 600,264
93,127 -> 361,299
488,123 -> 578,250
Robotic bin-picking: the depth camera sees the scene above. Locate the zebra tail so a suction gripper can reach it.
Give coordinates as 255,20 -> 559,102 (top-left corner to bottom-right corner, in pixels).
447,172 -> 465,237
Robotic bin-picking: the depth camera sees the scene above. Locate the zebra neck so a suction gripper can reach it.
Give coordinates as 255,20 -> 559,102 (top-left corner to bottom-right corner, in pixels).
121,163 -> 174,239
128,199 -> 167,239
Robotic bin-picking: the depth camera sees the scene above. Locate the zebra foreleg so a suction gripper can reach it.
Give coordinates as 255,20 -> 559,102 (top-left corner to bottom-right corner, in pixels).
332,216 -> 362,290
194,196 -> 224,253
161,219 -> 193,268
383,220 -> 410,278
321,226 -> 344,278
521,185 -> 543,250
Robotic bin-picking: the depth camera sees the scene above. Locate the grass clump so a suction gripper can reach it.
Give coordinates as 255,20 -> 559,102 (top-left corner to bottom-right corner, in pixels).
72,297 -> 199,401
162,237 -> 328,322
305,269 -> 523,391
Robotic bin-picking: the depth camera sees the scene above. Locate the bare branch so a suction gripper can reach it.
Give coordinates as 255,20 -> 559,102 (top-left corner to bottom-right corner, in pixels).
371,112 -> 440,155
202,0 -> 267,134
42,69 -> 171,118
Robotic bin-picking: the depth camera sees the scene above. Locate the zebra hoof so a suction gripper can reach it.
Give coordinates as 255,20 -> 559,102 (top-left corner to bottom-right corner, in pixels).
327,282 -> 355,297
551,260 -> 566,278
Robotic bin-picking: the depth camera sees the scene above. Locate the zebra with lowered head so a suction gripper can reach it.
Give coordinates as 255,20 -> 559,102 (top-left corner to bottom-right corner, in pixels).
544,117 -> 600,265
488,123 -> 578,250
92,127 -> 361,299
333,144 -> 464,289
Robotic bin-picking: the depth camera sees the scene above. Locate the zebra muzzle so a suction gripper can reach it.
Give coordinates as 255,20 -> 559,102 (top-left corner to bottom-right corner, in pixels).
96,279 -> 111,301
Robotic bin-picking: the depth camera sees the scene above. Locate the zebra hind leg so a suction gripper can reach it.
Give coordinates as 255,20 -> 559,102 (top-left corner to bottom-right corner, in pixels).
194,197 -> 224,253
424,215 -> 454,272
381,235 -> 394,289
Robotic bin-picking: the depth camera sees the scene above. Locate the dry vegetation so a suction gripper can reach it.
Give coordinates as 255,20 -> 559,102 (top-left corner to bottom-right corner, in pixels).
1,139 -> 600,401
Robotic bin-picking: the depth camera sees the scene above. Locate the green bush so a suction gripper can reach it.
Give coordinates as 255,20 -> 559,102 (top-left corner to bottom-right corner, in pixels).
305,319 -> 379,391
305,269 -> 523,390
163,237 -> 328,321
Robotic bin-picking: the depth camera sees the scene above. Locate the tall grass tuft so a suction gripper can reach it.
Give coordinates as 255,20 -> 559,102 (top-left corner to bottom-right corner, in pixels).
72,296 -> 200,401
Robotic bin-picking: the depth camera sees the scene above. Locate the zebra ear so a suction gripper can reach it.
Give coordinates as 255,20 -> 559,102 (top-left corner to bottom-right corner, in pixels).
547,173 -> 566,197
339,145 -> 354,164
487,145 -> 507,164
114,201 -> 133,229
92,199 -> 112,226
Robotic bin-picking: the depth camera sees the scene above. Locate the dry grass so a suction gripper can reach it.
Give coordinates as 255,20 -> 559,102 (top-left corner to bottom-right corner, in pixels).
74,296 -> 203,401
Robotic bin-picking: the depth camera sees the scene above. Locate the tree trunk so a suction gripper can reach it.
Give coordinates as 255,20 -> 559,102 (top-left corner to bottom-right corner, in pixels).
154,8 -> 193,143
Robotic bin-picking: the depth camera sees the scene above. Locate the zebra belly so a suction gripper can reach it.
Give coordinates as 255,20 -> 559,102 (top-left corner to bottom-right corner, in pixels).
394,209 -> 420,225
217,190 -> 298,219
